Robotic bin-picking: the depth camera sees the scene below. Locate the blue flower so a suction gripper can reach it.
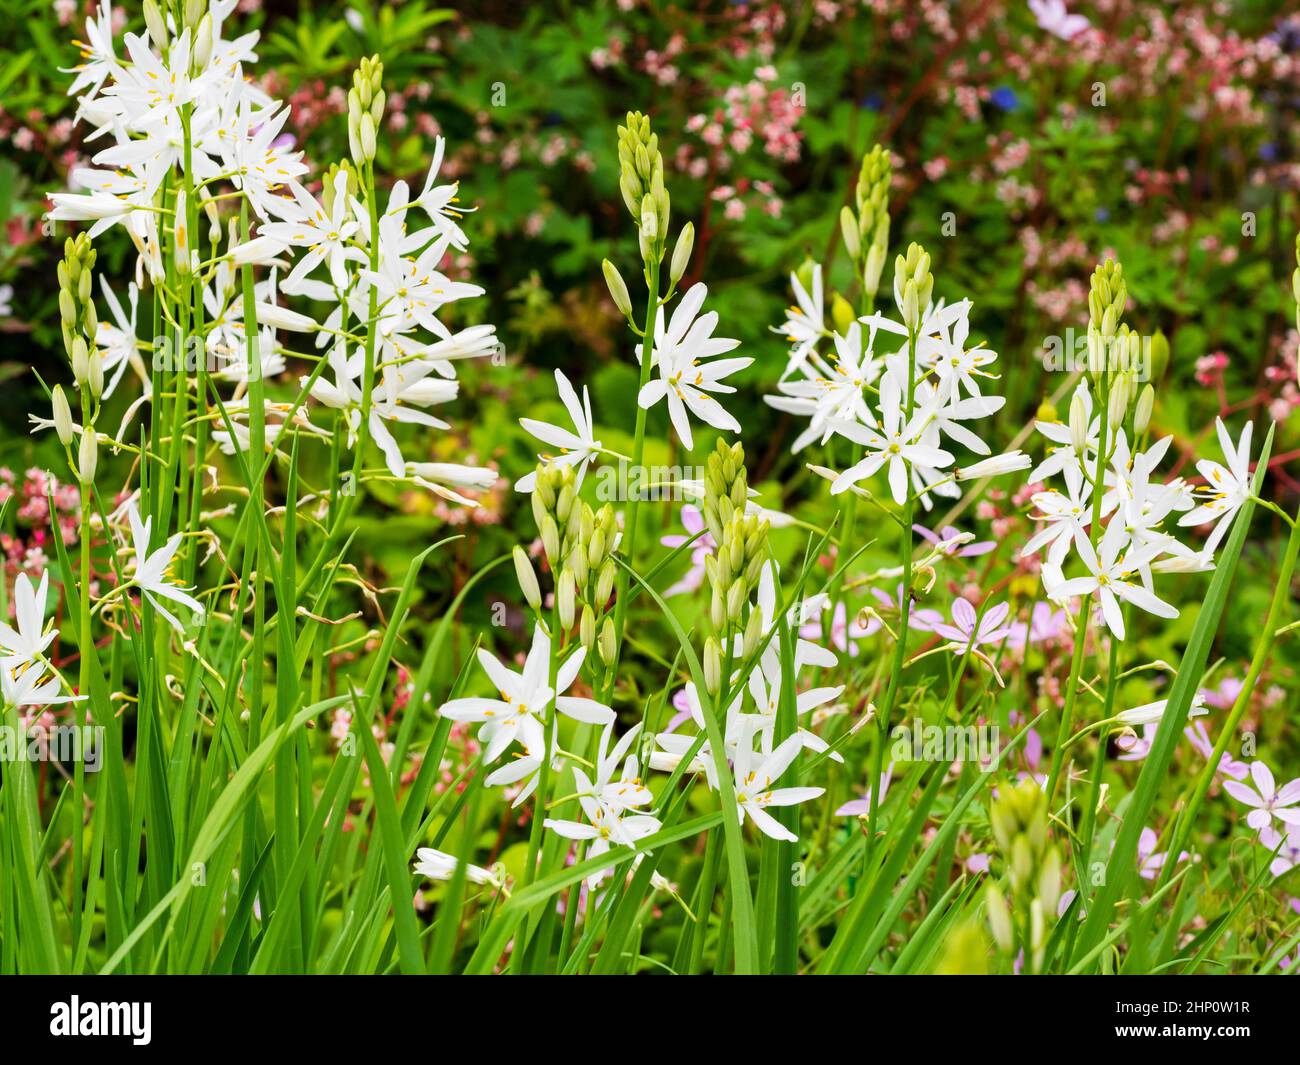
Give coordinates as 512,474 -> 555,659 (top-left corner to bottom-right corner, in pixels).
990,87 -> 1019,112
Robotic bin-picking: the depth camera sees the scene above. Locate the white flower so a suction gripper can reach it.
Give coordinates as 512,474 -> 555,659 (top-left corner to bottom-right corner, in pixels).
776,264 -> 826,378
95,276 -> 141,399
0,571 -> 56,672
1,661 -> 83,710
1029,380 -> 1100,483
732,726 -> 824,842
516,370 -> 602,492
766,322 -> 880,452
412,847 -> 502,889
1050,519 -> 1177,640
957,450 -> 1032,481
1116,693 -> 1207,727
413,137 -> 471,251
438,623 -> 614,765
62,0 -> 119,99
544,788 -> 663,889
637,283 -> 749,449
829,367 -> 953,504
125,503 -> 206,634
261,170 -> 364,290
584,721 -> 654,814
1028,0 -> 1090,41
408,462 -> 498,506
1178,418 -> 1253,553
1022,463 -> 1099,565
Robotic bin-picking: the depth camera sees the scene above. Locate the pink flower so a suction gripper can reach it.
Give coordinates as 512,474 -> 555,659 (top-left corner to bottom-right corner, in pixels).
933,599 -> 1013,654
1182,721 -> 1250,781
835,764 -> 893,817
1223,761 -> 1300,831
1136,827 -> 1188,881
660,505 -> 716,598
913,523 -> 994,558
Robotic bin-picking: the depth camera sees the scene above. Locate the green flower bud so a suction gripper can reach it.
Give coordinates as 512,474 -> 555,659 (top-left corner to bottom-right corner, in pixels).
557,568 -> 577,630
142,0 -> 167,47
512,546 -> 541,610
703,637 -> 722,696
1133,383 -> 1154,436
595,559 -> 616,606
670,222 -> 694,285
830,292 -> 856,336
598,617 -> 617,665
985,883 -> 1014,953
602,259 -> 633,319
51,386 -> 74,446
839,206 -> 861,262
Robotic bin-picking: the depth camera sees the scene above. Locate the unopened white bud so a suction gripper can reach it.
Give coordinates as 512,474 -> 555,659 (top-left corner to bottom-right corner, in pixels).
51,386 -> 74,446
512,546 -> 541,610
77,430 -> 98,485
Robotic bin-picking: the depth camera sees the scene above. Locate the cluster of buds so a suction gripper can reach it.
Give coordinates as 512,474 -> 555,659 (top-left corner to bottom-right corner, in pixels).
1085,258 -> 1128,394
348,56 -> 385,166
526,464 -> 620,664
616,112 -> 669,264
58,234 -> 99,388
840,144 -> 892,303
321,161 -> 359,216
895,242 -> 933,334
56,234 -> 100,484
984,779 -> 1063,972
700,441 -> 769,692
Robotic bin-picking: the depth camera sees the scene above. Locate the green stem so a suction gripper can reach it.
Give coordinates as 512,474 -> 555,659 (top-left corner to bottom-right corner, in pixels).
600,256 -> 661,703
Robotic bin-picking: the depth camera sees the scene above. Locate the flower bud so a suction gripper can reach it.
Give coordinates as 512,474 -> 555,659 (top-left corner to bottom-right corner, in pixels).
359,113 -> 377,163
557,568 -> 577,630
512,546 -> 541,610
51,386 -> 74,446
985,883 -> 1014,953
602,259 -> 632,319
579,603 -> 596,651
71,336 -> 90,386
863,242 -> 886,298
1133,384 -> 1154,436
830,292 -> 855,336
193,14 -> 214,70
839,206 -> 861,262
540,515 -> 561,566
598,617 -> 616,665
639,194 -> 658,242
742,605 -> 764,658
1068,387 -> 1088,454
669,222 -> 694,285
595,559 -> 616,606
77,430 -> 98,485
703,637 -> 722,696
143,0 -> 167,47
